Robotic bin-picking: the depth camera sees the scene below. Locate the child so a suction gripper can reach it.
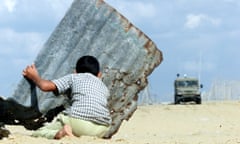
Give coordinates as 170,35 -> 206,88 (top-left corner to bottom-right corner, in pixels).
22,55 -> 112,139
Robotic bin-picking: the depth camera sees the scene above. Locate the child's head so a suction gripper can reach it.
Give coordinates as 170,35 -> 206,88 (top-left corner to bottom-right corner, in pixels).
75,55 -> 100,76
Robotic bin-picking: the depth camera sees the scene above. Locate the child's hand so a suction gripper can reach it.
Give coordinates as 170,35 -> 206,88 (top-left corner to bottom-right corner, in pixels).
22,64 -> 56,92
22,64 -> 39,81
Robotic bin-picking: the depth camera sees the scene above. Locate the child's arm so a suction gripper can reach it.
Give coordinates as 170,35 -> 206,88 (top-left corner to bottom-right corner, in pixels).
22,64 -> 57,92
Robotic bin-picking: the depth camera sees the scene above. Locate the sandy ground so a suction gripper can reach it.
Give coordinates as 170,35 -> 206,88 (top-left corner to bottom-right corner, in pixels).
1,101 -> 240,144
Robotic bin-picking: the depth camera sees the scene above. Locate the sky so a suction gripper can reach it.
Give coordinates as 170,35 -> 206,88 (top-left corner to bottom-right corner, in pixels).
0,0 -> 240,102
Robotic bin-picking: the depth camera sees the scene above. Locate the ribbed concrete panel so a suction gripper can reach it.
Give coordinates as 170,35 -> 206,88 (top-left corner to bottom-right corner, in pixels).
9,0 -> 163,137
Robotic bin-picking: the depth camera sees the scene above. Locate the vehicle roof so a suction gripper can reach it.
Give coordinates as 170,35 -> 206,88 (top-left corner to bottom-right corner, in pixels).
175,77 -> 199,81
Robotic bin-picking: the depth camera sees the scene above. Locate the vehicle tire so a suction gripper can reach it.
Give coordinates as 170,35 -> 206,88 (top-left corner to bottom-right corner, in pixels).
196,98 -> 201,104
174,96 -> 180,104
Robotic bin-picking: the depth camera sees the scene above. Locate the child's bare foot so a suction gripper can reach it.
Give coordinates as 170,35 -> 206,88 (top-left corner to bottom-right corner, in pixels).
54,125 -> 74,139
63,125 -> 74,137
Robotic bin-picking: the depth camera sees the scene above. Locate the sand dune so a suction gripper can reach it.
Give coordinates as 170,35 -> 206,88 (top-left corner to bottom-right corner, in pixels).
1,101 -> 240,144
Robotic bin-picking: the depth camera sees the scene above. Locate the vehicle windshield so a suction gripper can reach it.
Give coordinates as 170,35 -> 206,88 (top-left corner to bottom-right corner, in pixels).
176,80 -> 198,87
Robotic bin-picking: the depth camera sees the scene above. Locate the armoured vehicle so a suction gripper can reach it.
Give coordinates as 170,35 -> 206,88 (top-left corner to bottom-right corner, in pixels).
174,74 -> 202,104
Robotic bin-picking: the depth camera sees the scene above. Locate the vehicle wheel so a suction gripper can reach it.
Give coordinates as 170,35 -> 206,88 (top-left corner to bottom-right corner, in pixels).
174,96 -> 179,104
196,98 -> 201,104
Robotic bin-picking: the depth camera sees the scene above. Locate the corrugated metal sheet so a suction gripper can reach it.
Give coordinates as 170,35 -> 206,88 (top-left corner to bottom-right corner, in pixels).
9,0 -> 163,138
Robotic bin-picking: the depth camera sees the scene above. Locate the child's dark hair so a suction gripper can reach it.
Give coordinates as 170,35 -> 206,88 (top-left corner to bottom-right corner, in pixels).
75,55 -> 100,76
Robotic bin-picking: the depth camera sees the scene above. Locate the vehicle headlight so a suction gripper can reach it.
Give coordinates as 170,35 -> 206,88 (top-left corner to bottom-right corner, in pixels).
177,91 -> 182,95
